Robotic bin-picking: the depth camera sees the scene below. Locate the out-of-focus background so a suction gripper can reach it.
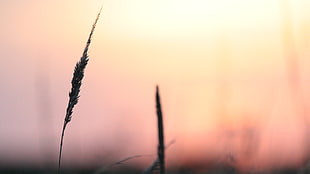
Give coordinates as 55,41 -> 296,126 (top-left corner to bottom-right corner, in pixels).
1,0 -> 310,173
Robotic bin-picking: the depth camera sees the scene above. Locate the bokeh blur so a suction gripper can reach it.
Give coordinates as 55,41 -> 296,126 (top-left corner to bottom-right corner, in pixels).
1,0 -> 310,173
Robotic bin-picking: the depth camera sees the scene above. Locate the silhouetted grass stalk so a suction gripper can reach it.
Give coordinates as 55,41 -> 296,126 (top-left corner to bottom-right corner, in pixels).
58,7 -> 102,173
94,154 -> 154,174
142,140 -> 175,174
156,86 -> 165,174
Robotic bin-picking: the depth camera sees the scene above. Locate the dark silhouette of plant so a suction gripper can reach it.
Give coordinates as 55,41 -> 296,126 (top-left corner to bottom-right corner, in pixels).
58,7 -> 102,173
156,85 -> 165,174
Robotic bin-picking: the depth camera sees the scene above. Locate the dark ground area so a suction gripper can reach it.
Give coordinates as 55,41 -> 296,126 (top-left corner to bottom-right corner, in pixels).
0,165 -> 308,174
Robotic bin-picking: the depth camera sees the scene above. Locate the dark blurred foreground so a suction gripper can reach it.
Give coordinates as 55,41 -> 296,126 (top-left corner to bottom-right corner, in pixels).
1,164 -> 310,174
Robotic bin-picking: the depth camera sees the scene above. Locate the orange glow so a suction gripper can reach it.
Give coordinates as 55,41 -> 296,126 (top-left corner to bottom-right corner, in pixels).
1,0 -> 310,172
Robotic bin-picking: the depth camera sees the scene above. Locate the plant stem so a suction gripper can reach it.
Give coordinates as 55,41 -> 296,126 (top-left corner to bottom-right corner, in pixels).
156,85 -> 165,174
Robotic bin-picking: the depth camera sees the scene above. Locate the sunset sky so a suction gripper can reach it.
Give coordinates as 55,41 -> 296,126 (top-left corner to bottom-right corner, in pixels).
1,0 -> 310,172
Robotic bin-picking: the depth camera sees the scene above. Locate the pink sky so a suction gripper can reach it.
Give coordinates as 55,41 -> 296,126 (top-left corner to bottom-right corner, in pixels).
1,0 -> 310,172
